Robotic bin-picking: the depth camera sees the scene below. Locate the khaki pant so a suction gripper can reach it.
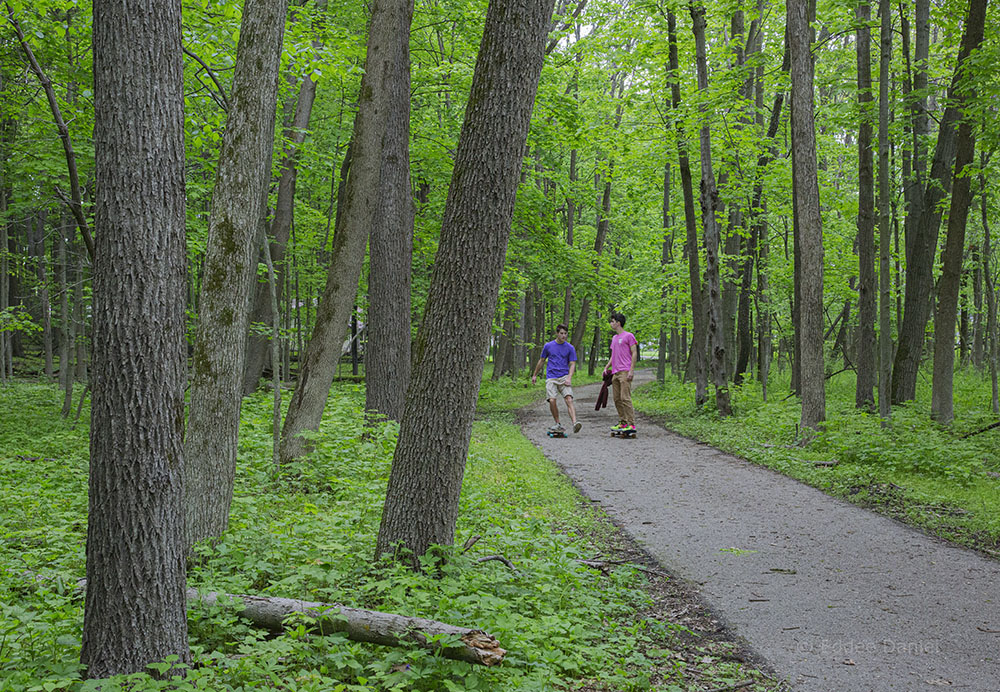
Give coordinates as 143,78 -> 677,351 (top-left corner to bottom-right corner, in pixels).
612,371 -> 634,426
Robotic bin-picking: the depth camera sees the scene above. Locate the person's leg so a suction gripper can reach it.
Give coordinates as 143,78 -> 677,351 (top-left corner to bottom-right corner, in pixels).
548,398 -> 561,426
565,395 -> 582,432
611,372 -> 625,427
620,377 -> 635,427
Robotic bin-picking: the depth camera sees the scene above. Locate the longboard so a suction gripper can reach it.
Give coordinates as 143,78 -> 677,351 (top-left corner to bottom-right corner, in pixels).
610,429 -> 636,439
546,430 -> 567,438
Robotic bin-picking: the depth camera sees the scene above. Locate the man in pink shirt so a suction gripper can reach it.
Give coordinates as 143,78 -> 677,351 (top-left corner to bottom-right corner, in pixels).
603,312 -> 637,432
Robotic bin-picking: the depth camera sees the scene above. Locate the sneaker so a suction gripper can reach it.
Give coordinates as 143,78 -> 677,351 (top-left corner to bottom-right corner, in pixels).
549,424 -> 565,433
623,424 -> 636,432
610,423 -> 623,431
573,421 -> 582,434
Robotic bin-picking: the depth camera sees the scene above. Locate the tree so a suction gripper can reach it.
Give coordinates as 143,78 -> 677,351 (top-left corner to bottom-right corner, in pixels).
855,0 -> 877,410
279,0 -> 404,464
689,0 -> 731,416
930,0 -> 988,424
184,0 -> 291,548
376,0 -> 556,563
877,0 -> 893,424
81,0 -> 189,676
787,0 -> 825,430
365,0 -> 415,422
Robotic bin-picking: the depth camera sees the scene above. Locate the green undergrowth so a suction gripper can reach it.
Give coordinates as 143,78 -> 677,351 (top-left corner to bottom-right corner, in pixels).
0,378 -> 777,691
632,368 -> 1000,557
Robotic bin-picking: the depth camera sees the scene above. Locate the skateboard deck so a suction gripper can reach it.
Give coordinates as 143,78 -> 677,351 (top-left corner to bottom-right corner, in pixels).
546,430 -> 567,438
610,429 -> 636,438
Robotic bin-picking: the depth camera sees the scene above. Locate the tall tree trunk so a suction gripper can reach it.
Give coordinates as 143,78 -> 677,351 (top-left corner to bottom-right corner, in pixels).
58,220 -> 74,417
901,0 -> 930,266
658,162 -> 672,384
982,162 -> 999,414
365,0 -> 415,421
82,0 -> 189,675
667,10 -> 706,405
73,247 -> 87,381
877,0 -> 893,422
33,211 -> 54,379
185,0 -> 290,548
788,0 -> 825,430
930,57 -> 981,424
972,244 -> 984,368
892,0 -> 987,402
376,0 -> 555,563
855,0 -> 877,410
689,0 -> 731,416
279,0 -> 402,464
242,72 -> 319,395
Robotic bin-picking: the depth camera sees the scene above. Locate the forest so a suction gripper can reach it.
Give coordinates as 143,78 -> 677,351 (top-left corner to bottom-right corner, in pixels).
2,0 -> 999,688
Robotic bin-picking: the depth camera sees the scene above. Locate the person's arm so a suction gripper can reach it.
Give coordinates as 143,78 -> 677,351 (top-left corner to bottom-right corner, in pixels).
627,341 -> 637,381
531,357 -> 546,384
567,359 -> 576,385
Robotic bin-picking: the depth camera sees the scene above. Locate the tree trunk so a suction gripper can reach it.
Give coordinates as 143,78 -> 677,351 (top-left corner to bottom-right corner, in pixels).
981,163 -> 999,414
279,0 -> 403,464
930,57 -> 980,423
689,0 -> 731,416
892,0 -> 987,402
668,10 -> 706,406
185,0 -> 290,549
82,0 -> 189,675
243,72 -> 319,396
972,245 -> 984,368
877,0 -> 892,422
658,162 -> 671,384
33,212 -> 54,379
376,0 -> 555,562
365,0 -> 415,422
58,220 -> 74,417
855,0 -> 877,410
788,0 -> 825,430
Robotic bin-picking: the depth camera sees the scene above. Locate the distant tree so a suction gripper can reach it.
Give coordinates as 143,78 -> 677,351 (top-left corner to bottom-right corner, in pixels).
185,0 -> 291,548
376,0 -> 556,563
877,0 -> 893,423
81,0 -> 189,676
787,0 -> 825,430
854,0 -> 876,410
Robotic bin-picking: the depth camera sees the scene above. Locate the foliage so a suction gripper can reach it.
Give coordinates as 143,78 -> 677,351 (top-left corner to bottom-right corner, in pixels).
632,368 -> 1000,553
0,380 -> 774,690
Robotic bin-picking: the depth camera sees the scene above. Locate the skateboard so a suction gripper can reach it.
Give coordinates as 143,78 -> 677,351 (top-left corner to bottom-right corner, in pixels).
546,429 -> 567,438
610,428 -> 637,439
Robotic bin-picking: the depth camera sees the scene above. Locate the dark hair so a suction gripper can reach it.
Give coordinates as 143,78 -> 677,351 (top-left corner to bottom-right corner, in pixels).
609,312 -> 626,328
556,324 -> 569,333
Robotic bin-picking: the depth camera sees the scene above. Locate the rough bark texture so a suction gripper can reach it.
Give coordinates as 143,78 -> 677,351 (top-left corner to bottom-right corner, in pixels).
82,0 -> 189,676
931,57 -> 980,423
279,0 -> 399,464
243,74 -> 318,396
365,0 -> 415,422
855,0 -> 877,410
667,10 -> 705,405
185,0 -> 290,549
891,0 -> 986,403
787,0 -> 825,430
877,0 -> 892,422
689,1 -> 730,416
189,589 -> 505,665
376,0 -> 555,561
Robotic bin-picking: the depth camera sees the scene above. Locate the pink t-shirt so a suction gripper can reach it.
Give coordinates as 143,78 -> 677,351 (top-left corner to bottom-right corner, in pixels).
610,331 -> 637,373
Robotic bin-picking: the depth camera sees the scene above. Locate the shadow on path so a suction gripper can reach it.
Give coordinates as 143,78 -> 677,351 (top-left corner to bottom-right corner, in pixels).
520,371 -> 1000,691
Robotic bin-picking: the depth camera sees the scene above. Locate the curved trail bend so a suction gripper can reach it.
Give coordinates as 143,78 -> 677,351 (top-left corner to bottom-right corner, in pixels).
520,372 -> 1000,691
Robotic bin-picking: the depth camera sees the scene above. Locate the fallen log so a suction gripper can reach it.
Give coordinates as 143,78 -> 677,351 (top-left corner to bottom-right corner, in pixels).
21,573 -> 504,666
188,589 -> 505,666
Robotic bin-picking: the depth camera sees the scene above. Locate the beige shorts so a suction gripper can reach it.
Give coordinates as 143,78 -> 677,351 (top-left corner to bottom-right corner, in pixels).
545,376 -> 574,400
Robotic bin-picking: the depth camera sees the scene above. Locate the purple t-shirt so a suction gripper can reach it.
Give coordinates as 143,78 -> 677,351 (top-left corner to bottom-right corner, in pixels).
610,331 -> 637,373
541,340 -> 577,378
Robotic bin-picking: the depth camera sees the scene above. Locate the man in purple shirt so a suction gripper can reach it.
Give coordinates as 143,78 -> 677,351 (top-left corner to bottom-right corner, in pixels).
603,312 -> 637,432
531,324 -> 582,434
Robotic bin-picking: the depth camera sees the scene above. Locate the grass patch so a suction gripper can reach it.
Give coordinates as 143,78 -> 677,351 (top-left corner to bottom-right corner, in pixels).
1,378 -> 779,691
632,367 -> 1000,558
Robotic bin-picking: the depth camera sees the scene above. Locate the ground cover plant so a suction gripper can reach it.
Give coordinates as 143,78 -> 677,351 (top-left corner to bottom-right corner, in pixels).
1,378 -> 783,691
632,368 -> 1000,558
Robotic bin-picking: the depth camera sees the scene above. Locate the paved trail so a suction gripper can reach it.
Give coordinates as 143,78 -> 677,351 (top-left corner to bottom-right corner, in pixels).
521,372 -> 1000,691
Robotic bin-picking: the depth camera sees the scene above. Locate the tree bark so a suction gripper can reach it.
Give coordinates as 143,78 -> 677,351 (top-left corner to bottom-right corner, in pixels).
376,0 -> 555,562
892,0 -> 987,402
32,212 -> 54,379
787,0 -> 825,430
667,10 -> 706,405
82,0 -> 189,675
855,0 -> 877,410
365,0 -> 415,422
689,0 -> 731,416
185,0 -> 290,549
279,0 -> 403,464
877,0 -> 892,423
982,162 -> 999,414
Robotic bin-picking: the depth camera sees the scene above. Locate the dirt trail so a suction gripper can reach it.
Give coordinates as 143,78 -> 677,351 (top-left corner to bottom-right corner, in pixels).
521,372 -> 1000,691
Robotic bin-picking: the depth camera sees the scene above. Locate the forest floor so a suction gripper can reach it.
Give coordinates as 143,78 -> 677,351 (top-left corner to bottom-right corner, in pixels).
520,371 -> 1000,691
